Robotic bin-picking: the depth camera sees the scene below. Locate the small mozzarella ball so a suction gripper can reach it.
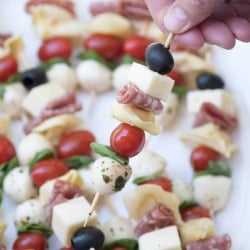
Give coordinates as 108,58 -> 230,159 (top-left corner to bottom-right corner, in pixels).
90,157 -> 132,195
17,133 -> 53,166
46,63 -> 78,91
129,149 -> 167,178
1,83 -> 27,119
14,198 -> 49,229
3,166 -> 37,203
76,60 -> 112,93
193,175 -> 231,213
172,179 -> 193,203
112,64 -> 131,91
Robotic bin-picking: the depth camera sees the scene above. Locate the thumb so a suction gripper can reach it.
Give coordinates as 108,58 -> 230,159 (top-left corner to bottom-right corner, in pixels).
164,0 -> 224,33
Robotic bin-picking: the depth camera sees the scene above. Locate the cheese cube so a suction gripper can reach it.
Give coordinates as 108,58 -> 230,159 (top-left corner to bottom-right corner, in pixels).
128,62 -> 174,101
0,220 -> 6,239
139,225 -> 182,250
187,89 -> 237,116
52,196 -> 97,246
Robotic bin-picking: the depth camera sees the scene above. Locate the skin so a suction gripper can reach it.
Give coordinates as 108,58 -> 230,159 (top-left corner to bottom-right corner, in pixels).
144,0 -> 250,49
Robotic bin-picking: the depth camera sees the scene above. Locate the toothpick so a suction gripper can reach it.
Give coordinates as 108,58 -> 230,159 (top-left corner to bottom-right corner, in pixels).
164,32 -> 175,48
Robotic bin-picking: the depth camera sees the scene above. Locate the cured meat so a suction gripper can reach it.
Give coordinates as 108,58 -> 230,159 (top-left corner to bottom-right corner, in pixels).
25,0 -> 75,17
117,82 -> 163,114
0,34 -> 11,47
46,179 -> 83,218
193,102 -> 237,132
133,203 -> 176,237
186,234 -> 232,250
24,91 -> 82,134
89,0 -> 152,20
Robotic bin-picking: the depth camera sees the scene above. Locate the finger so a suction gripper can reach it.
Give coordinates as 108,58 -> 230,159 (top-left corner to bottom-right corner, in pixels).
163,0 -> 224,33
199,19 -> 236,49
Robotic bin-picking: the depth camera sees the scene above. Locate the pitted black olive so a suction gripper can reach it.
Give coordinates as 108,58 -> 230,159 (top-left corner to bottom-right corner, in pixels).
145,42 -> 174,74
21,67 -> 47,90
196,72 -> 225,89
71,226 -> 105,250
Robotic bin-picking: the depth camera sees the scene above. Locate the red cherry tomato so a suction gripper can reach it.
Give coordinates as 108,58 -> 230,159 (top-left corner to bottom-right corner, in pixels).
0,135 -> 16,164
190,145 -> 220,171
31,158 -> 69,186
140,177 -> 172,192
110,123 -> 145,158
83,33 -> 123,61
56,130 -> 96,159
13,231 -> 47,250
0,55 -> 18,82
123,35 -> 153,61
38,37 -> 72,61
181,205 -> 212,222
167,69 -> 183,86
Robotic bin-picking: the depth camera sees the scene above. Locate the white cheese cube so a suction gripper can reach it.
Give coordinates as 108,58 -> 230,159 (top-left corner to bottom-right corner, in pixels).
139,225 -> 181,250
128,62 -> 174,101
52,196 -> 97,246
187,89 -> 237,116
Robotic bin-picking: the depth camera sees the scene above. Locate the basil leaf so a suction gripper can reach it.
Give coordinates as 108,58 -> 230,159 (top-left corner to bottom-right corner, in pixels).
6,73 -> 20,83
90,142 -> 129,165
0,157 -> 19,187
0,188 -> 3,204
18,223 -> 52,238
78,50 -> 117,70
102,238 -> 138,250
64,155 -> 94,169
179,200 -> 198,211
29,148 -> 54,171
194,160 -> 231,178
172,86 -> 188,99
40,57 -> 70,70
0,85 -> 6,99
133,174 -> 161,185
120,54 -> 134,65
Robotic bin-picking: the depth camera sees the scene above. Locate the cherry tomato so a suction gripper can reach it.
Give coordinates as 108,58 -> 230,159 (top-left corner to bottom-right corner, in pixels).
83,33 -> 123,61
123,35 -> 153,61
167,69 -> 183,86
190,145 -> 220,171
140,177 -> 172,192
110,123 -> 145,158
56,130 -> 96,158
181,205 -> 212,222
0,55 -> 18,82
13,231 -> 47,250
0,135 -> 16,164
31,158 -> 69,186
38,37 -> 72,61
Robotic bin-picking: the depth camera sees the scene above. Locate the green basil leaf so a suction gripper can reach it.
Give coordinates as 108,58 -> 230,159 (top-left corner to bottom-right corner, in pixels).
179,200 -> 198,211
6,73 -> 21,83
0,85 -> 6,99
0,188 -> 3,205
0,157 -> 19,187
172,86 -> 188,99
120,54 -> 134,65
40,57 -> 70,70
90,142 -> 129,165
18,223 -> 53,238
133,174 -> 161,185
102,238 -> 138,250
194,160 -> 231,178
29,148 -> 54,171
64,155 -> 94,169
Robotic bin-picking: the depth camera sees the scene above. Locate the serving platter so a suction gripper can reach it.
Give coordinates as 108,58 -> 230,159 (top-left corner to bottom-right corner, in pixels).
1,0 -> 250,249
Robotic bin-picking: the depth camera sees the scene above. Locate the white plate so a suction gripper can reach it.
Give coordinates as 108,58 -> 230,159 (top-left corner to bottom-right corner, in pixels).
1,1 -> 250,249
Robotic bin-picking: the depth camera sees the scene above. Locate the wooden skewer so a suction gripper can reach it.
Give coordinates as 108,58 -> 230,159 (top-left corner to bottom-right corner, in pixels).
164,32 -> 175,48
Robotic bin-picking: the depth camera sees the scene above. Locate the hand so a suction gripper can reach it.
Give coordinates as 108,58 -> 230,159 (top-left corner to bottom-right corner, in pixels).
144,0 -> 250,49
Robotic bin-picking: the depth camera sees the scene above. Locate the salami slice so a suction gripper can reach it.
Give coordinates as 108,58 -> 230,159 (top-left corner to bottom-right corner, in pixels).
134,203 -> 176,237
186,234 -> 232,250
117,82 -> 163,114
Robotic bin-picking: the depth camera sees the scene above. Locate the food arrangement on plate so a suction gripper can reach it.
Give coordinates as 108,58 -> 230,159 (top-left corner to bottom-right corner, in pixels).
0,0 -> 243,249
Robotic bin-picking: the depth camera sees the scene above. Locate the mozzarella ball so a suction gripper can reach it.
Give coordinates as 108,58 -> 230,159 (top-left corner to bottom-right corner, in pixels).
1,83 -> 27,119
172,179 -> 193,203
76,60 -> 112,93
112,64 -> 131,91
193,175 -> 231,213
46,63 -> 78,91
14,198 -> 49,229
17,133 -> 53,166
3,166 -> 37,203
90,157 -> 132,195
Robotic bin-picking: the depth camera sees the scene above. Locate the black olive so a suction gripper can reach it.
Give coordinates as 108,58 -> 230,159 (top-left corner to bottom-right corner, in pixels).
196,72 -> 225,89
145,42 -> 174,74
20,67 -> 47,90
71,226 -> 105,250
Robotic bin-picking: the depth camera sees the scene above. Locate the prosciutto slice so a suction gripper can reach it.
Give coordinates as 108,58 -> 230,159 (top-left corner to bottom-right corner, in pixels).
193,102 -> 237,132
186,234 -> 232,250
134,204 -> 176,237
117,82 -> 163,114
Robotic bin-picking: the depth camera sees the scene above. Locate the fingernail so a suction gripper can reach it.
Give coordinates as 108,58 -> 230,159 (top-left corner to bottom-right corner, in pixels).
164,7 -> 188,32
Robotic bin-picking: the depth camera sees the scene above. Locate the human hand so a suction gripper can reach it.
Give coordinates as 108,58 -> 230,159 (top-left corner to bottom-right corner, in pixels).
144,0 -> 250,49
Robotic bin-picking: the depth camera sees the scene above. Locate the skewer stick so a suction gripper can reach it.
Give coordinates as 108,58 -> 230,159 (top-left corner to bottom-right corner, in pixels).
83,192 -> 101,227
164,32 -> 175,48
